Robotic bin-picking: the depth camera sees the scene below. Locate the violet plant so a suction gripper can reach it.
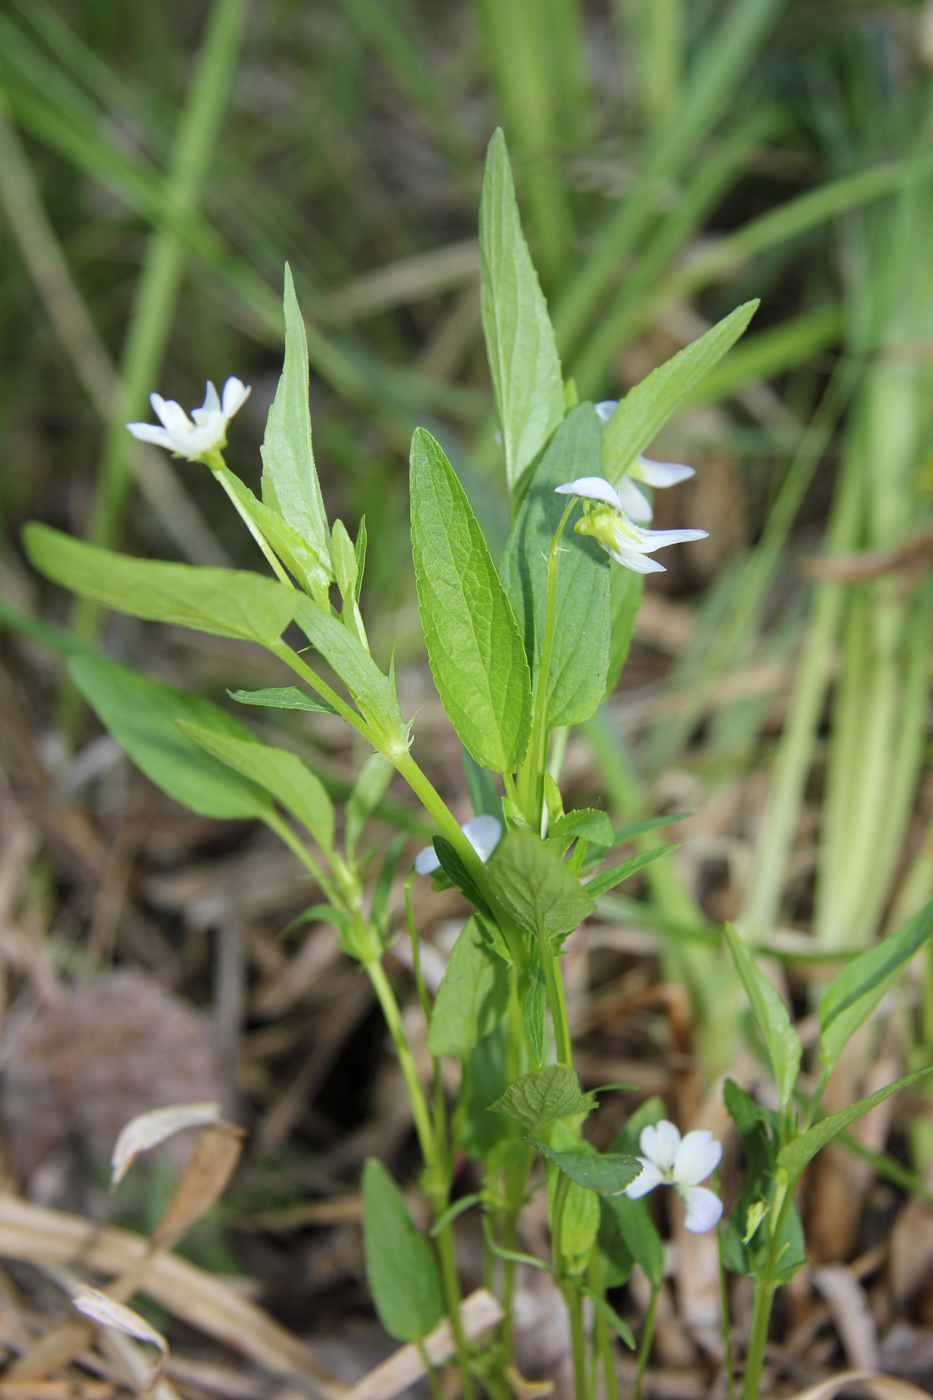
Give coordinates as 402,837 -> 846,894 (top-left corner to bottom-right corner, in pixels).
24,130 -> 933,1399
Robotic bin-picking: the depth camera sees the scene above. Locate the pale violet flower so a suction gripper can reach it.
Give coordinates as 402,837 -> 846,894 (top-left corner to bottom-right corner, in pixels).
127,378 -> 251,462
415,814 -> 502,877
594,401 -> 695,522
624,1119 -> 722,1233
554,475 -> 707,574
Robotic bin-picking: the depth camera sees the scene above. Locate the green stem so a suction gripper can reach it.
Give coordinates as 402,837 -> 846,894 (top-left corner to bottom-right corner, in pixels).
521,498 -> 576,830
633,1286 -> 659,1400
416,1340 -> 445,1400
366,959 -> 475,1400
537,928 -> 573,1066
434,1220 -> 477,1400
589,1253 -> 621,1400
210,454 -> 294,587
564,1282 -> 590,1400
366,958 -> 435,1167
741,1282 -> 774,1400
716,1175 -> 737,1400
404,871 -> 433,1026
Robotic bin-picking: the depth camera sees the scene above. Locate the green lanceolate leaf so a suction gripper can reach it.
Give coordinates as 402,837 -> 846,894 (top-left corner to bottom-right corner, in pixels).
490,1065 -> 593,1129
585,845 -> 679,899
607,566 -> 643,694
724,924 -> 801,1106
293,596 -> 408,752
549,809 -> 615,847
479,128 -> 565,496
778,1064 -> 933,1185
528,1138 -> 642,1196
501,405 -> 610,731
427,914 -> 510,1058
178,723 -> 334,853
361,1159 -> 443,1343
601,301 -> 758,482
261,265 -> 333,576
218,466 -> 330,602
820,897 -> 933,1075
68,656 -> 271,821
228,686 -> 338,716
493,828 -> 595,946
24,525 -> 298,648
410,428 -> 531,773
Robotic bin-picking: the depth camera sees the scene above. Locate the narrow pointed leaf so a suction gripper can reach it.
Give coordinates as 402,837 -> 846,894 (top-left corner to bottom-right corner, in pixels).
585,845 -> 679,898
261,265 -> 333,573
219,466 -> 330,601
178,723 -> 334,852
293,596 -> 408,749
68,656 -> 270,821
410,428 -> 531,772
820,897 -> 933,1074
479,128 -> 565,494
602,301 -> 758,482
228,686 -> 337,716
778,1065 -> 933,1185
724,924 -> 801,1106
24,524 -> 297,647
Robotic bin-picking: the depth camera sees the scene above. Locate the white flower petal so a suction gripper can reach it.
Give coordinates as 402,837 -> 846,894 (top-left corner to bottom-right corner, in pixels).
414,846 -> 441,876
640,1120 -> 681,1172
555,476 -> 624,510
462,814 -> 502,863
677,1184 -> 723,1233
607,546 -> 667,574
594,400 -> 618,426
624,1158 -> 665,1199
126,422 -> 175,449
152,395 -> 192,439
632,456 -> 695,488
628,525 -> 708,553
673,1130 -> 722,1187
617,476 -> 654,523
222,376 -> 251,417
201,380 -> 221,415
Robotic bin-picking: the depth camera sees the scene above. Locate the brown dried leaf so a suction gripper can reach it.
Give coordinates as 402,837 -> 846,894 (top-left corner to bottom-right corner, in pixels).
150,1123 -> 243,1254
111,1103 -> 222,1188
784,1369 -> 933,1400
72,1288 -> 167,1400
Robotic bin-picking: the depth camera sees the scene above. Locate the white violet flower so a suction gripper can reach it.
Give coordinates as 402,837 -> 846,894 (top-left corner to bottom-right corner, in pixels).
554,475 -> 707,574
624,1119 -> 723,1233
415,814 -> 502,877
127,377 -> 251,462
594,400 -> 695,522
